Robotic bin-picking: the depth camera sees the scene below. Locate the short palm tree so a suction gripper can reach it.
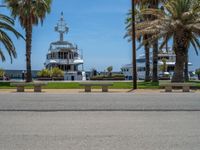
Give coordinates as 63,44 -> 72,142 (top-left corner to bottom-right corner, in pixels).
125,9 -> 151,82
138,0 -> 160,83
135,1 -> 163,83
136,0 -> 200,82
126,0 -> 165,82
4,0 -> 52,82
0,13 -> 22,62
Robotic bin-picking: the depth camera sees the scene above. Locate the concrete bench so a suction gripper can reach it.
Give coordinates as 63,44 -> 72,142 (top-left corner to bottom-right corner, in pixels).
159,83 -> 194,92
79,82 -> 113,92
10,82 -> 47,92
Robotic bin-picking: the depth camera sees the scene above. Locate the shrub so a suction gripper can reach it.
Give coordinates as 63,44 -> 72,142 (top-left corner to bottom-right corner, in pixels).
107,66 -> 113,77
196,69 -> 200,80
37,69 -> 51,77
0,69 -> 5,78
112,74 -> 125,78
51,67 -> 64,77
90,74 -> 125,80
91,68 -> 97,77
196,69 -> 200,75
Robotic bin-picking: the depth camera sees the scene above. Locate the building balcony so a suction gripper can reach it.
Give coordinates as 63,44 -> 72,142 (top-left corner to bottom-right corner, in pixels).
45,58 -> 83,65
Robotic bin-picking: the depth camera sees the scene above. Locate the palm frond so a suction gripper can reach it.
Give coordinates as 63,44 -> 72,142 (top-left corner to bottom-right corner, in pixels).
0,48 -> 6,62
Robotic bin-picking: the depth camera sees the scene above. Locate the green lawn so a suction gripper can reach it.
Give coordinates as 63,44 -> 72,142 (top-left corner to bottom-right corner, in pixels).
188,80 -> 200,88
0,81 -> 159,89
1,81 -> 199,89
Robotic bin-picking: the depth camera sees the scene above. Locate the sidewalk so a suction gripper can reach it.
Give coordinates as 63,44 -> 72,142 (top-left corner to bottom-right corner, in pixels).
0,89 -> 199,94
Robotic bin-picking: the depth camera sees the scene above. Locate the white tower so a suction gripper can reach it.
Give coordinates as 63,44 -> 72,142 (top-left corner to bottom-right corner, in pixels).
55,12 -> 68,42
44,12 -> 84,80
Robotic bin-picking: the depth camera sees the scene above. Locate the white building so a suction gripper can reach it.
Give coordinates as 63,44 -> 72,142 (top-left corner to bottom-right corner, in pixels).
121,48 -> 192,80
44,13 -> 85,80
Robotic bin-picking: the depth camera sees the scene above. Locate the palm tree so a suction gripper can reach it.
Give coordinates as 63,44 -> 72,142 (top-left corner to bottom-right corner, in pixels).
132,0 -> 137,89
135,1 -> 164,83
0,13 -> 22,62
4,0 -> 52,82
135,0 -> 200,82
140,0 -> 160,83
126,0 -> 165,82
125,5 -> 151,82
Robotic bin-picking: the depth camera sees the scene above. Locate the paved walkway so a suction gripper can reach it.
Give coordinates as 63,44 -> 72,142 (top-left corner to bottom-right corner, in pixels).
0,88 -> 199,94
0,89 -> 130,94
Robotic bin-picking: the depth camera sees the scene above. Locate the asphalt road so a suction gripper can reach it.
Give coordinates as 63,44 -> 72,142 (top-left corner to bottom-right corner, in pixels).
0,93 -> 200,150
0,93 -> 199,111
0,111 -> 200,150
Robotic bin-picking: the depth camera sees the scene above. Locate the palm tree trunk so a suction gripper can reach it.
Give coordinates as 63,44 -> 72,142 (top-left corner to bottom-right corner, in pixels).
184,50 -> 189,81
25,20 -> 32,82
166,41 -> 168,52
172,35 -> 187,83
144,36 -> 151,82
172,51 -> 185,82
131,0 -> 137,89
152,41 -> 158,82
151,0 -> 159,83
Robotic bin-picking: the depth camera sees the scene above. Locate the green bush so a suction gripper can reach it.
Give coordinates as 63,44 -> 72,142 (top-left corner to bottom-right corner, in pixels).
196,69 -> 200,80
90,74 -> 125,80
37,69 -> 51,77
51,67 -> 64,77
90,75 -> 104,80
0,69 -> 5,78
196,69 -> 200,75
112,74 -> 125,78
107,66 -> 113,77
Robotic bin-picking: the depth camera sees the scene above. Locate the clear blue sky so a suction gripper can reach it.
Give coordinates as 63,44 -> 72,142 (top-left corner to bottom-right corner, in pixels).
0,0 -> 199,71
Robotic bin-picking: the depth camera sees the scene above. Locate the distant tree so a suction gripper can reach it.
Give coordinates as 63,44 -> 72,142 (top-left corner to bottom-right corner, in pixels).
160,58 -> 167,73
91,68 -> 97,77
107,66 -> 113,77
0,68 -> 5,78
196,69 -> 200,80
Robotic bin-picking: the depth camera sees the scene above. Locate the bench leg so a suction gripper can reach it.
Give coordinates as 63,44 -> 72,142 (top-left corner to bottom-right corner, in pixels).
17,86 -> 24,92
85,86 -> 91,92
183,86 -> 190,92
102,86 -> 108,92
34,86 -> 42,92
165,86 -> 172,92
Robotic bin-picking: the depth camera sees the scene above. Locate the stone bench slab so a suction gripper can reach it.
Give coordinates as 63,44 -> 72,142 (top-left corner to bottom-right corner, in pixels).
10,82 -> 47,92
159,83 -> 195,92
79,82 -> 113,92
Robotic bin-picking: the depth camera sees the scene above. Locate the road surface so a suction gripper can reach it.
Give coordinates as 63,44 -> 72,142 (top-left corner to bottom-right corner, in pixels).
0,93 -> 200,150
0,111 -> 200,150
0,92 -> 199,111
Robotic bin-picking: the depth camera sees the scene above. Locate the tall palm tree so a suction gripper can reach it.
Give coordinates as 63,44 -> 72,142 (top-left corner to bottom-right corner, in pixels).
0,13 -> 22,62
131,0 -> 137,89
4,0 -> 52,82
135,0 -> 200,82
